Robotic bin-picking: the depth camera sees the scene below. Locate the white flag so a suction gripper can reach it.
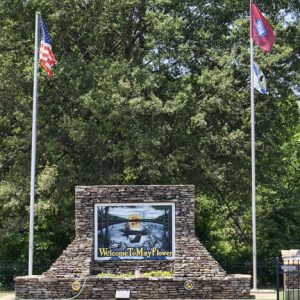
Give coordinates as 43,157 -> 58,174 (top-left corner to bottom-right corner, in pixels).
253,62 -> 267,94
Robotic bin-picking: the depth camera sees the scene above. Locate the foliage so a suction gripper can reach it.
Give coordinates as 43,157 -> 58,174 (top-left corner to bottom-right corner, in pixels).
141,270 -> 173,277
97,272 -> 134,278
0,0 -> 299,288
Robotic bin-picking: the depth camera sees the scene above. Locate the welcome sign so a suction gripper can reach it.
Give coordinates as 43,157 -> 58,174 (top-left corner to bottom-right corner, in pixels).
94,203 -> 175,260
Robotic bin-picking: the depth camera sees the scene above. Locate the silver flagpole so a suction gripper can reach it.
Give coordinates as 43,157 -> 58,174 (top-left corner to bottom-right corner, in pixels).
250,0 -> 257,290
28,11 -> 41,276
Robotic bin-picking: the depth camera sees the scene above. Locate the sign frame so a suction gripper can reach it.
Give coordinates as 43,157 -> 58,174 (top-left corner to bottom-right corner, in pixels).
94,202 -> 176,261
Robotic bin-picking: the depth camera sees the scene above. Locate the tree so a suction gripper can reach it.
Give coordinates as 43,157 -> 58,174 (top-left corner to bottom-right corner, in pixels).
0,0 -> 299,280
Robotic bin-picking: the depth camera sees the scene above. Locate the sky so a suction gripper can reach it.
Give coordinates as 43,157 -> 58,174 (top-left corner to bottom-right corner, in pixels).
99,205 -> 170,219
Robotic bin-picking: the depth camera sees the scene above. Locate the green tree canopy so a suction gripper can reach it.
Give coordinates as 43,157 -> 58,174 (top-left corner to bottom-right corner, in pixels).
0,0 -> 299,282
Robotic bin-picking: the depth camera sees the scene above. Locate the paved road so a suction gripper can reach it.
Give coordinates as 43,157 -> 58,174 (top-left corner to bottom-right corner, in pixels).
0,294 -> 15,300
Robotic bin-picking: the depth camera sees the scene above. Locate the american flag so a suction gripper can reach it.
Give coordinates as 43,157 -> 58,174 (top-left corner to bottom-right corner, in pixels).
39,19 -> 57,77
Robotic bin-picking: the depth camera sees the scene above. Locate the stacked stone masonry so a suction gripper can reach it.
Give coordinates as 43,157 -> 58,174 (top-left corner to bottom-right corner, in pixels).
284,268 -> 300,289
15,185 -> 251,299
15,276 -> 251,299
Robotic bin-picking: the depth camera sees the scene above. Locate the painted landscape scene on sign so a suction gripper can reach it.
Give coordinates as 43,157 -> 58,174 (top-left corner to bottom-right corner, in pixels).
95,204 -> 174,260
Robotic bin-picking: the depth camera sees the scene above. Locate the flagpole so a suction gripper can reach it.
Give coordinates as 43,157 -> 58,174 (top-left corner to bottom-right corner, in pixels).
250,0 -> 257,290
28,11 -> 41,276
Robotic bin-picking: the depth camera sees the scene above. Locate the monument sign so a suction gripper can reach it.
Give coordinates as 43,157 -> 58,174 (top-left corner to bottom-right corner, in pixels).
15,185 -> 251,299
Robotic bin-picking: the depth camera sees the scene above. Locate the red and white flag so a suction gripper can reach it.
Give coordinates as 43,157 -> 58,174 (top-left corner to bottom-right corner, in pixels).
39,19 -> 57,77
251,3 -> 276,53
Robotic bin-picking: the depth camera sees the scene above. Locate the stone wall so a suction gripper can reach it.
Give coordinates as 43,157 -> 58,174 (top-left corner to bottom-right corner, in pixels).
281,250 -> 300,290
15,185 -> 251,299
284,269 -> 300,289
44,185 -> 225,278
42,237 -> 93,278
15,275 -> 251,299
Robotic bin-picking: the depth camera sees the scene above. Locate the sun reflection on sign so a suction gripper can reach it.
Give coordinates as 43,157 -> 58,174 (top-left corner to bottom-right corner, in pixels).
129,215 -> 141,229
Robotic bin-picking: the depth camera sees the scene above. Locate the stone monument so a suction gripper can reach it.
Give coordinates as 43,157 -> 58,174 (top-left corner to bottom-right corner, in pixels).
281,249 -> 300,297
15,185 -> 251,299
